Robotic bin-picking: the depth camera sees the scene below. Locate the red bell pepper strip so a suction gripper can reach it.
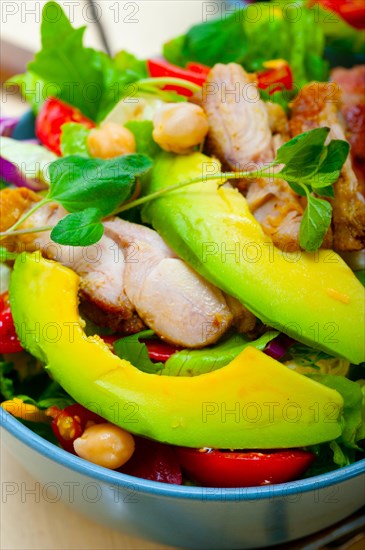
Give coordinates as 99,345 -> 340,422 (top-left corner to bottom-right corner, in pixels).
176,448 -> 316,487
186,62 -> 211,76
35,97 -> 95,156
0,291 -> 23,354
147,59 -> 209,97
102,334 -> 179,363
119,436 -> 182,484
46,404 -> 105,454
310,1 -> 365,30
257,60 -> 294,94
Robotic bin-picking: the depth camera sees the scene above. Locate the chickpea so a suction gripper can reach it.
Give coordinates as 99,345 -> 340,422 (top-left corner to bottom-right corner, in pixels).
152,102 -> 209,154
73,423 -> 135,469
87,122 -> 136,159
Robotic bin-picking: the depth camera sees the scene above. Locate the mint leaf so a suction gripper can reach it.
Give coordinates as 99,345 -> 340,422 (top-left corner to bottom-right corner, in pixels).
60,123 -> 91,157
114,330 -> 164,374
50,208 -> 104,246
124,120 -> 162,158
48,154 -> 153,214
276,127 -> 330,181
310,140 -> 350,189
299,195 -> 332,252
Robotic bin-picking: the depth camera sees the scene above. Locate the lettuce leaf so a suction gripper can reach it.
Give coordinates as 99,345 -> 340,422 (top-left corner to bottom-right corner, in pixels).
114,330 -> 278,376
15,2 -> 147,122
60,123 -> 91,157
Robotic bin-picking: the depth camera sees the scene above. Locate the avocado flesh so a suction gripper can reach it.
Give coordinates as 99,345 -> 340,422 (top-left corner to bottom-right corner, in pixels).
143,153 -> 365,364
9,253 -> 344,448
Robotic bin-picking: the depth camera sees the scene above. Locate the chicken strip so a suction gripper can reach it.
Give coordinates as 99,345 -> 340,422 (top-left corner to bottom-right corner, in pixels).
104,218 -> 233,347
331,65 -> 365,162
290,82 -> 365,251
202,63 -> 309,251
1,190 -> 234,347
202,63 -> 273,170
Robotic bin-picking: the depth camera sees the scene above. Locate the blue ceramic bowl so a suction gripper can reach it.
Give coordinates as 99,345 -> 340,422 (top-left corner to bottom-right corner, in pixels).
1,410 -> 364,549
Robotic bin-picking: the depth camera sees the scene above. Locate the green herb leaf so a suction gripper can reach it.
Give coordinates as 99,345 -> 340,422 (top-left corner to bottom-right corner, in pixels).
310,140 -> 350,189
50,208 -> 104,246
114,330 -> 164,374
114,50 -> 147,77
355,269 -> 365,287
124,120 -> 162,158
299,194 -> 332,252
60,123 -> 91,158
276,127 -> 330,180
48,154 -> 153,214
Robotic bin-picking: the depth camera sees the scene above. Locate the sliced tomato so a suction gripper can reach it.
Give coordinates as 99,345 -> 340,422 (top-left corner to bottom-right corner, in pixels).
46,404 -> 104,453
35,97 -> 95,156
311,1 -> 365,29
176,448 -> 316,487
257,60 -> 293,94
0,291 -> 23,354
120,436 -> 182,484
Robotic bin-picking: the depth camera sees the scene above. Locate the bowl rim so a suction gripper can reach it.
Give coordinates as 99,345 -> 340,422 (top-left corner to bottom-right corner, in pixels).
2,409 -> 364,501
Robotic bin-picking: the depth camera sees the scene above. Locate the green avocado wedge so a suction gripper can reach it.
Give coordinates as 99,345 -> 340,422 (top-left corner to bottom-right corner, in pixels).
9,253 -> 344,448
143,153 -> 365,364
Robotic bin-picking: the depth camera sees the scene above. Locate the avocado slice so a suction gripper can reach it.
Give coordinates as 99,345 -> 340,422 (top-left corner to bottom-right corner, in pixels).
143,153 -> 365,365
9,253 -> 344,448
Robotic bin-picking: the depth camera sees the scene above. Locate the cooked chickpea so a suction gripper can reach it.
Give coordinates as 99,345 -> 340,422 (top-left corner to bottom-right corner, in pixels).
73,423 -> 135,469
87,122 -> 136,159
152,103 -> 209,154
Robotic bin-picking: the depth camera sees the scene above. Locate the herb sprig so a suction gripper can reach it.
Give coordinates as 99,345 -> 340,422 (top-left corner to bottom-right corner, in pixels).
0,128 -> 349,251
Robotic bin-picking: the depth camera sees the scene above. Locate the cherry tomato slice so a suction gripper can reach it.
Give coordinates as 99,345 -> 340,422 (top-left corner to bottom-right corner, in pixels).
46,404 -> 104,453
176,448 -> 316,487
257,61 -> 294,94
120,436 -> 182,484
0,291 -> 23,354
36,97 -> 95,156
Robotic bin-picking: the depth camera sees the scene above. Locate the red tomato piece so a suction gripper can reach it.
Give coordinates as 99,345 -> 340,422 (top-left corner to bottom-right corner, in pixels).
35,97 -> 95,156
46,404 -> 105,454
120,436 -> 182,484
311,0 -> 365,29
176,448 -> 316,487
0,291 -> 23,354
257,60 -> 294,94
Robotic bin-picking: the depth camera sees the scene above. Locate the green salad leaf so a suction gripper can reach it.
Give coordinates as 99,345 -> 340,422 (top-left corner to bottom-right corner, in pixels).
60,123 -> 91,157
163,1 -> 328,87
114,330 -> 278,377
163,331 -> 278,376
124,120 -> 162,158
11,2 -> 147,121
114,330 -> 164,374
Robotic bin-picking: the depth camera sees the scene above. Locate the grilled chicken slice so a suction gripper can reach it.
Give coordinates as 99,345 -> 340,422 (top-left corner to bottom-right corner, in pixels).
331,65 -> 365,162
202,63 -> 309,250
1,190 -> 234,347
104,218 -> 233,347
290,82 -> 365,251
202,63 -> 273,170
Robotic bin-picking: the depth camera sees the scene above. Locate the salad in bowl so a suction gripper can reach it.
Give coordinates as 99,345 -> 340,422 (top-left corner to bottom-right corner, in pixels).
0,0 -> 364,541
